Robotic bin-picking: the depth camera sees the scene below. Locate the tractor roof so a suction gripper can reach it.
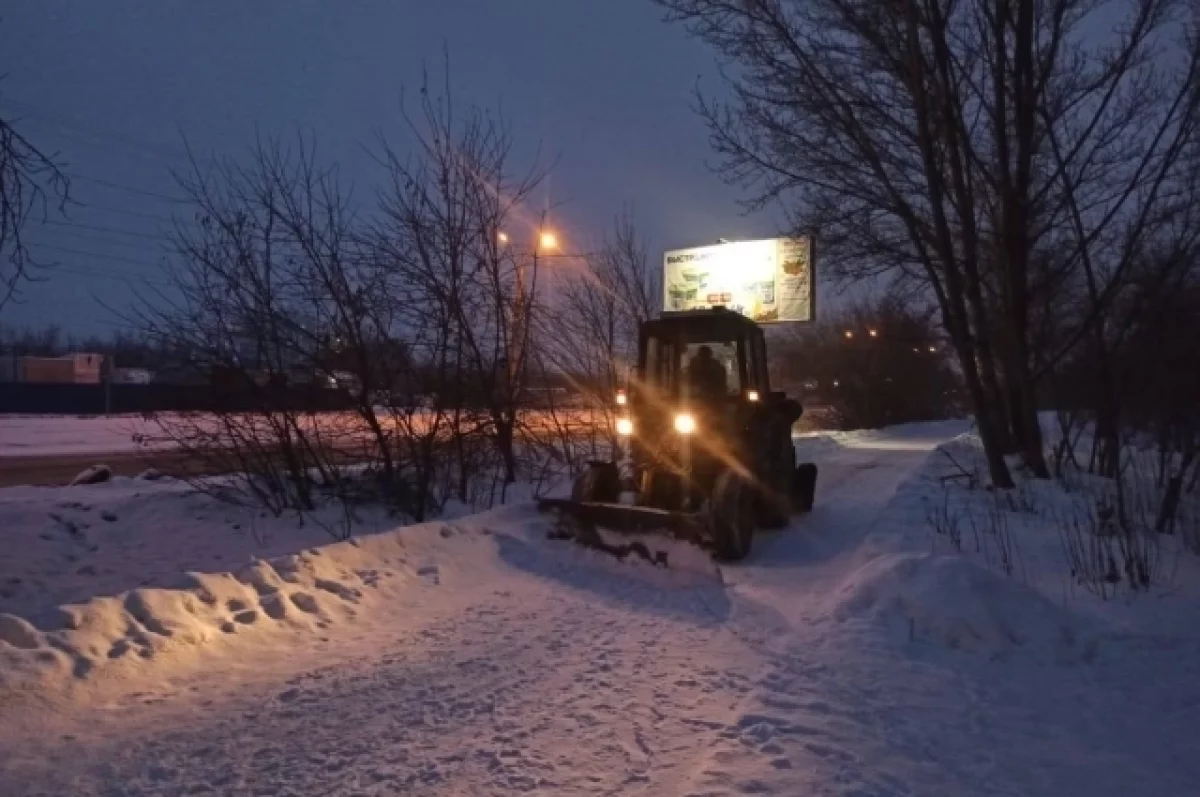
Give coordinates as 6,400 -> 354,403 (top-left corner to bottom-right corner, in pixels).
645,307 -> 762,339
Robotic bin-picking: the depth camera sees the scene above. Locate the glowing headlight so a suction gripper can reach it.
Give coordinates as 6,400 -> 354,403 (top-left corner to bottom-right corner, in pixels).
746,390 -> 760,402
673,412 -> 697,434
616,417 -> 634,436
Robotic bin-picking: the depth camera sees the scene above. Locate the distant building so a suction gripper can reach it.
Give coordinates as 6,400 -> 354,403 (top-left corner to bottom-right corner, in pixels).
19,353 -> 105,384
112,367 -> 154,385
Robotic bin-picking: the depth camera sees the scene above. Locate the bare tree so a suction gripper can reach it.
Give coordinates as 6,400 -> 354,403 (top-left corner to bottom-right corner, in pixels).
532,210 -> 660,466
124,136 -> 418,528
372,78 -> 550,489
775,293 -> 962,429
0,112 -> 70,312
657,0 -> 1200,489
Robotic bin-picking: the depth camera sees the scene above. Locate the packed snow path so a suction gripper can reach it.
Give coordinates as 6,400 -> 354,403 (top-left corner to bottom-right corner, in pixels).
3,425 -> 1199,796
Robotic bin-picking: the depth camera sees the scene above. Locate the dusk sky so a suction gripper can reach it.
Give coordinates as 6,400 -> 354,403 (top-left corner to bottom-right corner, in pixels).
2,1 -> 789,336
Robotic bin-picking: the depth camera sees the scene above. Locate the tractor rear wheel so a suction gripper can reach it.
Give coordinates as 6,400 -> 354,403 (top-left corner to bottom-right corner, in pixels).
758,439 -> 796,529
793,462 -> 818,513
709,469 -> 755,562
572,462 -> 621,504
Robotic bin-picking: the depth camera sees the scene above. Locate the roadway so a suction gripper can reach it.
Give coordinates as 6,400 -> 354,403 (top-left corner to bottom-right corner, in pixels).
0,449 -> 215,487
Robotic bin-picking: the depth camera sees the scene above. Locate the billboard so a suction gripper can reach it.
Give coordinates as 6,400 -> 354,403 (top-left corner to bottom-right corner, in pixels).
663,237 -> 814,323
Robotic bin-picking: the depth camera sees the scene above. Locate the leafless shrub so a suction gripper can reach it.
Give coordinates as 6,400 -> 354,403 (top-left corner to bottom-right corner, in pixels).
926,488 -> 964,553
1052,455 -> 1173,599
520,210 -> 659,490
371,73 -> 550,493
938,447 -> 980,491
113,61 -> 570,537
970,493 -> 1023,579
1055,499 -> 1124,601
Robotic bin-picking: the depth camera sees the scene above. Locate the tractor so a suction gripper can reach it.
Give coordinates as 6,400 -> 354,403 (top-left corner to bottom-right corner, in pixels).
539,307 -> 817,564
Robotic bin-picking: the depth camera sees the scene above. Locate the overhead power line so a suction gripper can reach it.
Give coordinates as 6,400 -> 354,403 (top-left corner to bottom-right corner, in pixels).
2,96 -> 194,163
69,174 -> 189,204
47,265 -> 173,289
73,203 -> 179,225
33,243 -> 169,271
37,219 -> 171,243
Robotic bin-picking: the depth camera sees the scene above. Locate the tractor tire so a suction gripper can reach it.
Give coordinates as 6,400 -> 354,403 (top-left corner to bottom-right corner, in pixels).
793,462 -> 818,513
643,469 -> 684,511
572,462 -> 621,504
709,469 -> 756,562
758,440 -> 797,529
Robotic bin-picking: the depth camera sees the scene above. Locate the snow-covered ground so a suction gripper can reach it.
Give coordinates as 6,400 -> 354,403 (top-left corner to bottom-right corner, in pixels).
0,414 -> 168,456
0,410 -> 604,459
2,422 -> 1199,796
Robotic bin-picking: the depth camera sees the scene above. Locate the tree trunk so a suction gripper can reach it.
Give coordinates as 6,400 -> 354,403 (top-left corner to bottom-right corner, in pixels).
1156,449 -> 1197,533
956,340 -> 1015,489
1013,355 -> 1050,477
496,415 -> 517,484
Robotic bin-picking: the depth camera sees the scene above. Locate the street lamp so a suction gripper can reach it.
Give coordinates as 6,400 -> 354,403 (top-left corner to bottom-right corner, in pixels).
539,230 -> 559,252
497,231 -> 509,245
844,330 -> 854,339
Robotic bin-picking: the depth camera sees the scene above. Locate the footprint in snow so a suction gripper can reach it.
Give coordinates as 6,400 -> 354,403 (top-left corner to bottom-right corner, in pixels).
417,564 -> 440,585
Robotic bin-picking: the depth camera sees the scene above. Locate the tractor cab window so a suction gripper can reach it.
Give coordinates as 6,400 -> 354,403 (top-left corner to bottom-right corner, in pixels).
746,331 -> 769,393
682,341 -> 740,399
643,336 -> 678,394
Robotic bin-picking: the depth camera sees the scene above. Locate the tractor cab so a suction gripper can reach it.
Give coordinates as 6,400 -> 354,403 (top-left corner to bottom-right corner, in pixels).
621,308 -> 803,516
637,306 -> 773,408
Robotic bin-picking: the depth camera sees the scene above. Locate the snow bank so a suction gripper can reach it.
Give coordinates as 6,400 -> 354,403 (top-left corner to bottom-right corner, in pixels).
0,515 -> 505,691
832,552 -> 1091,658
0,469 -> 524,692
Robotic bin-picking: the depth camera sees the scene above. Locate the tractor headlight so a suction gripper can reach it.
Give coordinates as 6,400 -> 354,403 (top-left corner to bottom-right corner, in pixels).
673,412 -> 697,435
616,417 -> 634,436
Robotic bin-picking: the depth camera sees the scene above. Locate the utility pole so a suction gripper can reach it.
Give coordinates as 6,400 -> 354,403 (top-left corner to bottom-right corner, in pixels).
103,354 -> 113,416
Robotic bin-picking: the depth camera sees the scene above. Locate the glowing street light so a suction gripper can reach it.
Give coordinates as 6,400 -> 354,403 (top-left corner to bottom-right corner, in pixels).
497,231 -> 509,245
868,328 -> 878,338
844,330 -> 854,339
928,345 -> 937,353
539,230 -> 559,252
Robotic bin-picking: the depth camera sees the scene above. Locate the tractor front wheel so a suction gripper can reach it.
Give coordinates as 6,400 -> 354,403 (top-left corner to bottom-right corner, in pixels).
709,470 -> 755,562
572,462 -> 621,503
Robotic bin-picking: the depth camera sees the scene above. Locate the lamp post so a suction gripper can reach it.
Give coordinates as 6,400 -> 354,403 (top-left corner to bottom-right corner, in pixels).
498,225 -> 559,403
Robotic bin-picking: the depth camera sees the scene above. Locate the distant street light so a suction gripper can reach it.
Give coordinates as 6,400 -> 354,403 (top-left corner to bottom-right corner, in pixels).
928,345 -> 937,353
497,231 -> 509,245
844,330 -> 854,339
868,328 -> 878,338
539,231 -> 559,251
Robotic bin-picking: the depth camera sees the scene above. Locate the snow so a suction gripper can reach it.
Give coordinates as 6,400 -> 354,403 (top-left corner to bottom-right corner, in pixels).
0,410 -> 603,458
2,420 -> 1199,795
0,414 -> 168,456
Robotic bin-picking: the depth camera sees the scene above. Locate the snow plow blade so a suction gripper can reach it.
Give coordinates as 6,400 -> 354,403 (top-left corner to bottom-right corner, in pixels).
537,498 -> 721,579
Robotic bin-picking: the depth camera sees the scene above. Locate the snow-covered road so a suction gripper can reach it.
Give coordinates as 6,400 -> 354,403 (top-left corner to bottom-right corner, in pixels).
3,424 -> 1199,796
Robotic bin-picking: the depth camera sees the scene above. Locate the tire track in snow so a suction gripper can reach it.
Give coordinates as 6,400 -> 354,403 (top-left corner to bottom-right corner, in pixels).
664,434 -> 944,795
